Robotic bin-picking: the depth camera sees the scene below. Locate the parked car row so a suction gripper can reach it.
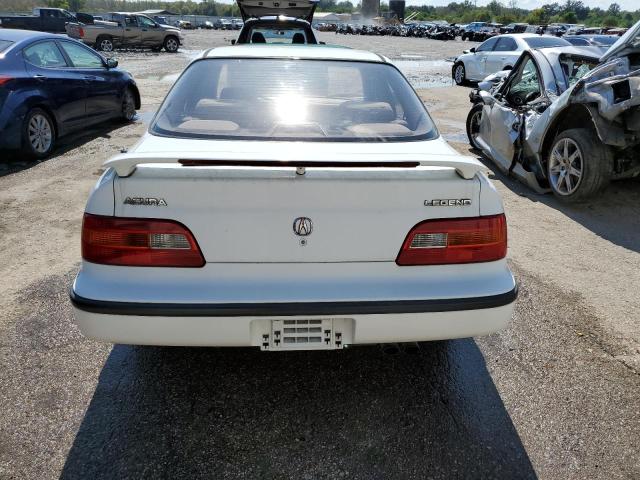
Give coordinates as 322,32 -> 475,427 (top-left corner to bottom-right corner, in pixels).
335,22 -> 458,40
464,22 -> 640,202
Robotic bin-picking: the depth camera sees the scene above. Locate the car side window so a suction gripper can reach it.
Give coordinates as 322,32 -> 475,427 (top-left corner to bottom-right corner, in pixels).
137,16 -> 156,28
569,38 -> 588,46
124,16 -> 138,27
23,41 -> 67,68
59,41 -> 104,69
494,37 -> 517,52
477,37 -> 498,52
507,57 -> 541,105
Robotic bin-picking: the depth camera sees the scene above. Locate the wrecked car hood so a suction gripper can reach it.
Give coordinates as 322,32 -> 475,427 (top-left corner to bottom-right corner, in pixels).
600,19 -> 640,62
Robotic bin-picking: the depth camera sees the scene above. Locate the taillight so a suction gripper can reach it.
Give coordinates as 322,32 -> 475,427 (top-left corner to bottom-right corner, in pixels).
0,75 -> 14,86
78,27 -> 84,38
82,214 -> 205,267
396,214 -> 507,266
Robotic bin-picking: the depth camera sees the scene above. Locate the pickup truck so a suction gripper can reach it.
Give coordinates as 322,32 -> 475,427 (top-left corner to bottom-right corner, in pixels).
66,12 -> 183,52
0,7 -> 76,33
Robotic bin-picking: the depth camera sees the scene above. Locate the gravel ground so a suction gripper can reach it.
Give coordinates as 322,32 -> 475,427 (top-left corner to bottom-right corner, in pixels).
0,29 -> 638,479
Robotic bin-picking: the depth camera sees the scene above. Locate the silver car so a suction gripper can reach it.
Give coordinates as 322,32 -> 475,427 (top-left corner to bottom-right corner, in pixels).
452,34 -> 572,86
466,22 -> 640,202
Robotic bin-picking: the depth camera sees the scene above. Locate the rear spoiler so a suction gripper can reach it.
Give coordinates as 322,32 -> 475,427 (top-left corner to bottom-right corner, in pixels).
104,152 -> 486,179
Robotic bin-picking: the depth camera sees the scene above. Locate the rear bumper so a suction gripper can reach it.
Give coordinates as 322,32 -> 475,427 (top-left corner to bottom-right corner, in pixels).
70,287 -> 517,317
71,297 -> 516,347
70,260 -> 517,346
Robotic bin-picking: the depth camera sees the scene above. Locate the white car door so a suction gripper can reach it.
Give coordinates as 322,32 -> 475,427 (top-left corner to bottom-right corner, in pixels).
485,36 -> 520,74
467,37 -> 499,80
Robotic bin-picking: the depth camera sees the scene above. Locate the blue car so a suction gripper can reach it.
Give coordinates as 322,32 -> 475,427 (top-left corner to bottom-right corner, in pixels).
0,29 -> 140,159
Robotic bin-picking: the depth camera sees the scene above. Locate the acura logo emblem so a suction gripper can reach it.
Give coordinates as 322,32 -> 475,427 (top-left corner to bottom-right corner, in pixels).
293,217 -> 313,236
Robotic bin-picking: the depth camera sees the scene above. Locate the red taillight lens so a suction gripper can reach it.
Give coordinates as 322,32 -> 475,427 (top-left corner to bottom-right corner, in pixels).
396,214 -> 507,266
78,27 -> 84,38
0,75 -> 14,86
82,214 -> 205,267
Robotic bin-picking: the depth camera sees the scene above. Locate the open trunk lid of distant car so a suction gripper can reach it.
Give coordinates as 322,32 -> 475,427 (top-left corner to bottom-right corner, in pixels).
236,0 -> 318,22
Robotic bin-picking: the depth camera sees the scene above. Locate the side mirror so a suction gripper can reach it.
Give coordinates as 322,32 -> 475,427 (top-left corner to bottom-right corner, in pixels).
470,47 -> 476,53
319,41 -> 326,45
231,39 -> 236,45
106,58 -> 118,68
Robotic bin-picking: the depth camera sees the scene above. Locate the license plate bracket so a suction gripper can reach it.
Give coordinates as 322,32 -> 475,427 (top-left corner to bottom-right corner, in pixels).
258,318 -> 354,351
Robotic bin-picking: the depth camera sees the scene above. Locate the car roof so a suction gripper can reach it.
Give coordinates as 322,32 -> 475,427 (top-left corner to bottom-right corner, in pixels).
202,45 -> 385,63
0,29 -> 59,43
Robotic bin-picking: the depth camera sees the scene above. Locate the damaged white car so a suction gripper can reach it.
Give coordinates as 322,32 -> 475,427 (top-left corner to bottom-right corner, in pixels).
466,22 -> 640,202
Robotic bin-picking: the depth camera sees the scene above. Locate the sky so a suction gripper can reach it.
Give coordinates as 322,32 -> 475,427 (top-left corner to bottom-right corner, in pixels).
403,0 -> 638,10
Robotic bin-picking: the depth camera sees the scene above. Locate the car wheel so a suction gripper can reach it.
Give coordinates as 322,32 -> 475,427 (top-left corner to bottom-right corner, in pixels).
96,36 -> 114,52
22,108 -> 55,159
164,36 -> 179,53
466,104 -> 484,150
547,128 -> 612,202
453,62 -> 466,85
121,87 -> 136,121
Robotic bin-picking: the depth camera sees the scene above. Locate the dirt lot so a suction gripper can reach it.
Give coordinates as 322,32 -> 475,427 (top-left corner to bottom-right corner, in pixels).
0,30 -> 639,479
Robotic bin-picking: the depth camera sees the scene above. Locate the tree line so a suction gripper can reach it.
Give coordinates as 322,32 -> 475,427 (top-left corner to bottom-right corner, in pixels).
1,0 -> 639,27
404,1 -> 640,28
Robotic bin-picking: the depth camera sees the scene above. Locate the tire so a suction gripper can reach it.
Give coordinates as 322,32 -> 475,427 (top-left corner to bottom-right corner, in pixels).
163,35 -> 179,53
546,128 -> 612,203
466,104 -> 484,150
453,62 -> 466,86
22,108 -> 55,159
96,35 -> 114,52
121,87 -> 136,121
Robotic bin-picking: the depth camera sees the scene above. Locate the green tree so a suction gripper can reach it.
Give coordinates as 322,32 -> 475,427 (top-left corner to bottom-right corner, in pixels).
46,0 -> 70,9
526,8 -> 548,24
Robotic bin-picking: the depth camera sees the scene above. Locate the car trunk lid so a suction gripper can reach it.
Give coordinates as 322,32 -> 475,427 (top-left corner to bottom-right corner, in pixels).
108,141 -> 484,263
236,0 -> 318,22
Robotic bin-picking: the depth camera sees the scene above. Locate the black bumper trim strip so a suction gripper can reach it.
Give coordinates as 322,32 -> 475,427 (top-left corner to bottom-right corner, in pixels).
69,285 -> 518,317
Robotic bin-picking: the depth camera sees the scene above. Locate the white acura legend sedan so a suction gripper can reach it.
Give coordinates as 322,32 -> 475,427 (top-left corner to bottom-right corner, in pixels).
70,45 -> 517,350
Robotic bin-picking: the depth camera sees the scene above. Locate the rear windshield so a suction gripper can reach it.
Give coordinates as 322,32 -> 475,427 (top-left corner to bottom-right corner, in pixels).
0,40 -> 14,53
151,58 -> 437,142
524,37 -> 571,48
250,28 -> 308,44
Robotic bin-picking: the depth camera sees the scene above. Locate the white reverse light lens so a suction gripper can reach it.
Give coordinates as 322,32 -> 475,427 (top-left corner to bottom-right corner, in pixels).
410,233 -> 448,249
149,233 -> 191,249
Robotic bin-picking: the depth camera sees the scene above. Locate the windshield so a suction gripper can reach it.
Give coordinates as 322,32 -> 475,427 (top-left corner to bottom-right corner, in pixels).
151,58 -> 437,142
524,37 -> 571,48
0,40 -> 13,53
559,55 -> 598,86
250,28 -> 307,44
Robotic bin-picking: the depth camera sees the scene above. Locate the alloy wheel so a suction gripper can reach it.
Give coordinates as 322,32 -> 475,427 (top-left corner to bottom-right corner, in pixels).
28,113 -> 52,154
165,38 -> 178,52
122,89 -> 136,120
549,137 -> 583,195
469,110 -> 482,148
454,64 -> 464,84
100,38 -> 113,52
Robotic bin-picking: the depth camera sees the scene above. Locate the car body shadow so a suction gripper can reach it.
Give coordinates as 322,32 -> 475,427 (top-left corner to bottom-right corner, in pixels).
465,145 -> 640,254
60,340 -> 537,479
0,120 -> 128,178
